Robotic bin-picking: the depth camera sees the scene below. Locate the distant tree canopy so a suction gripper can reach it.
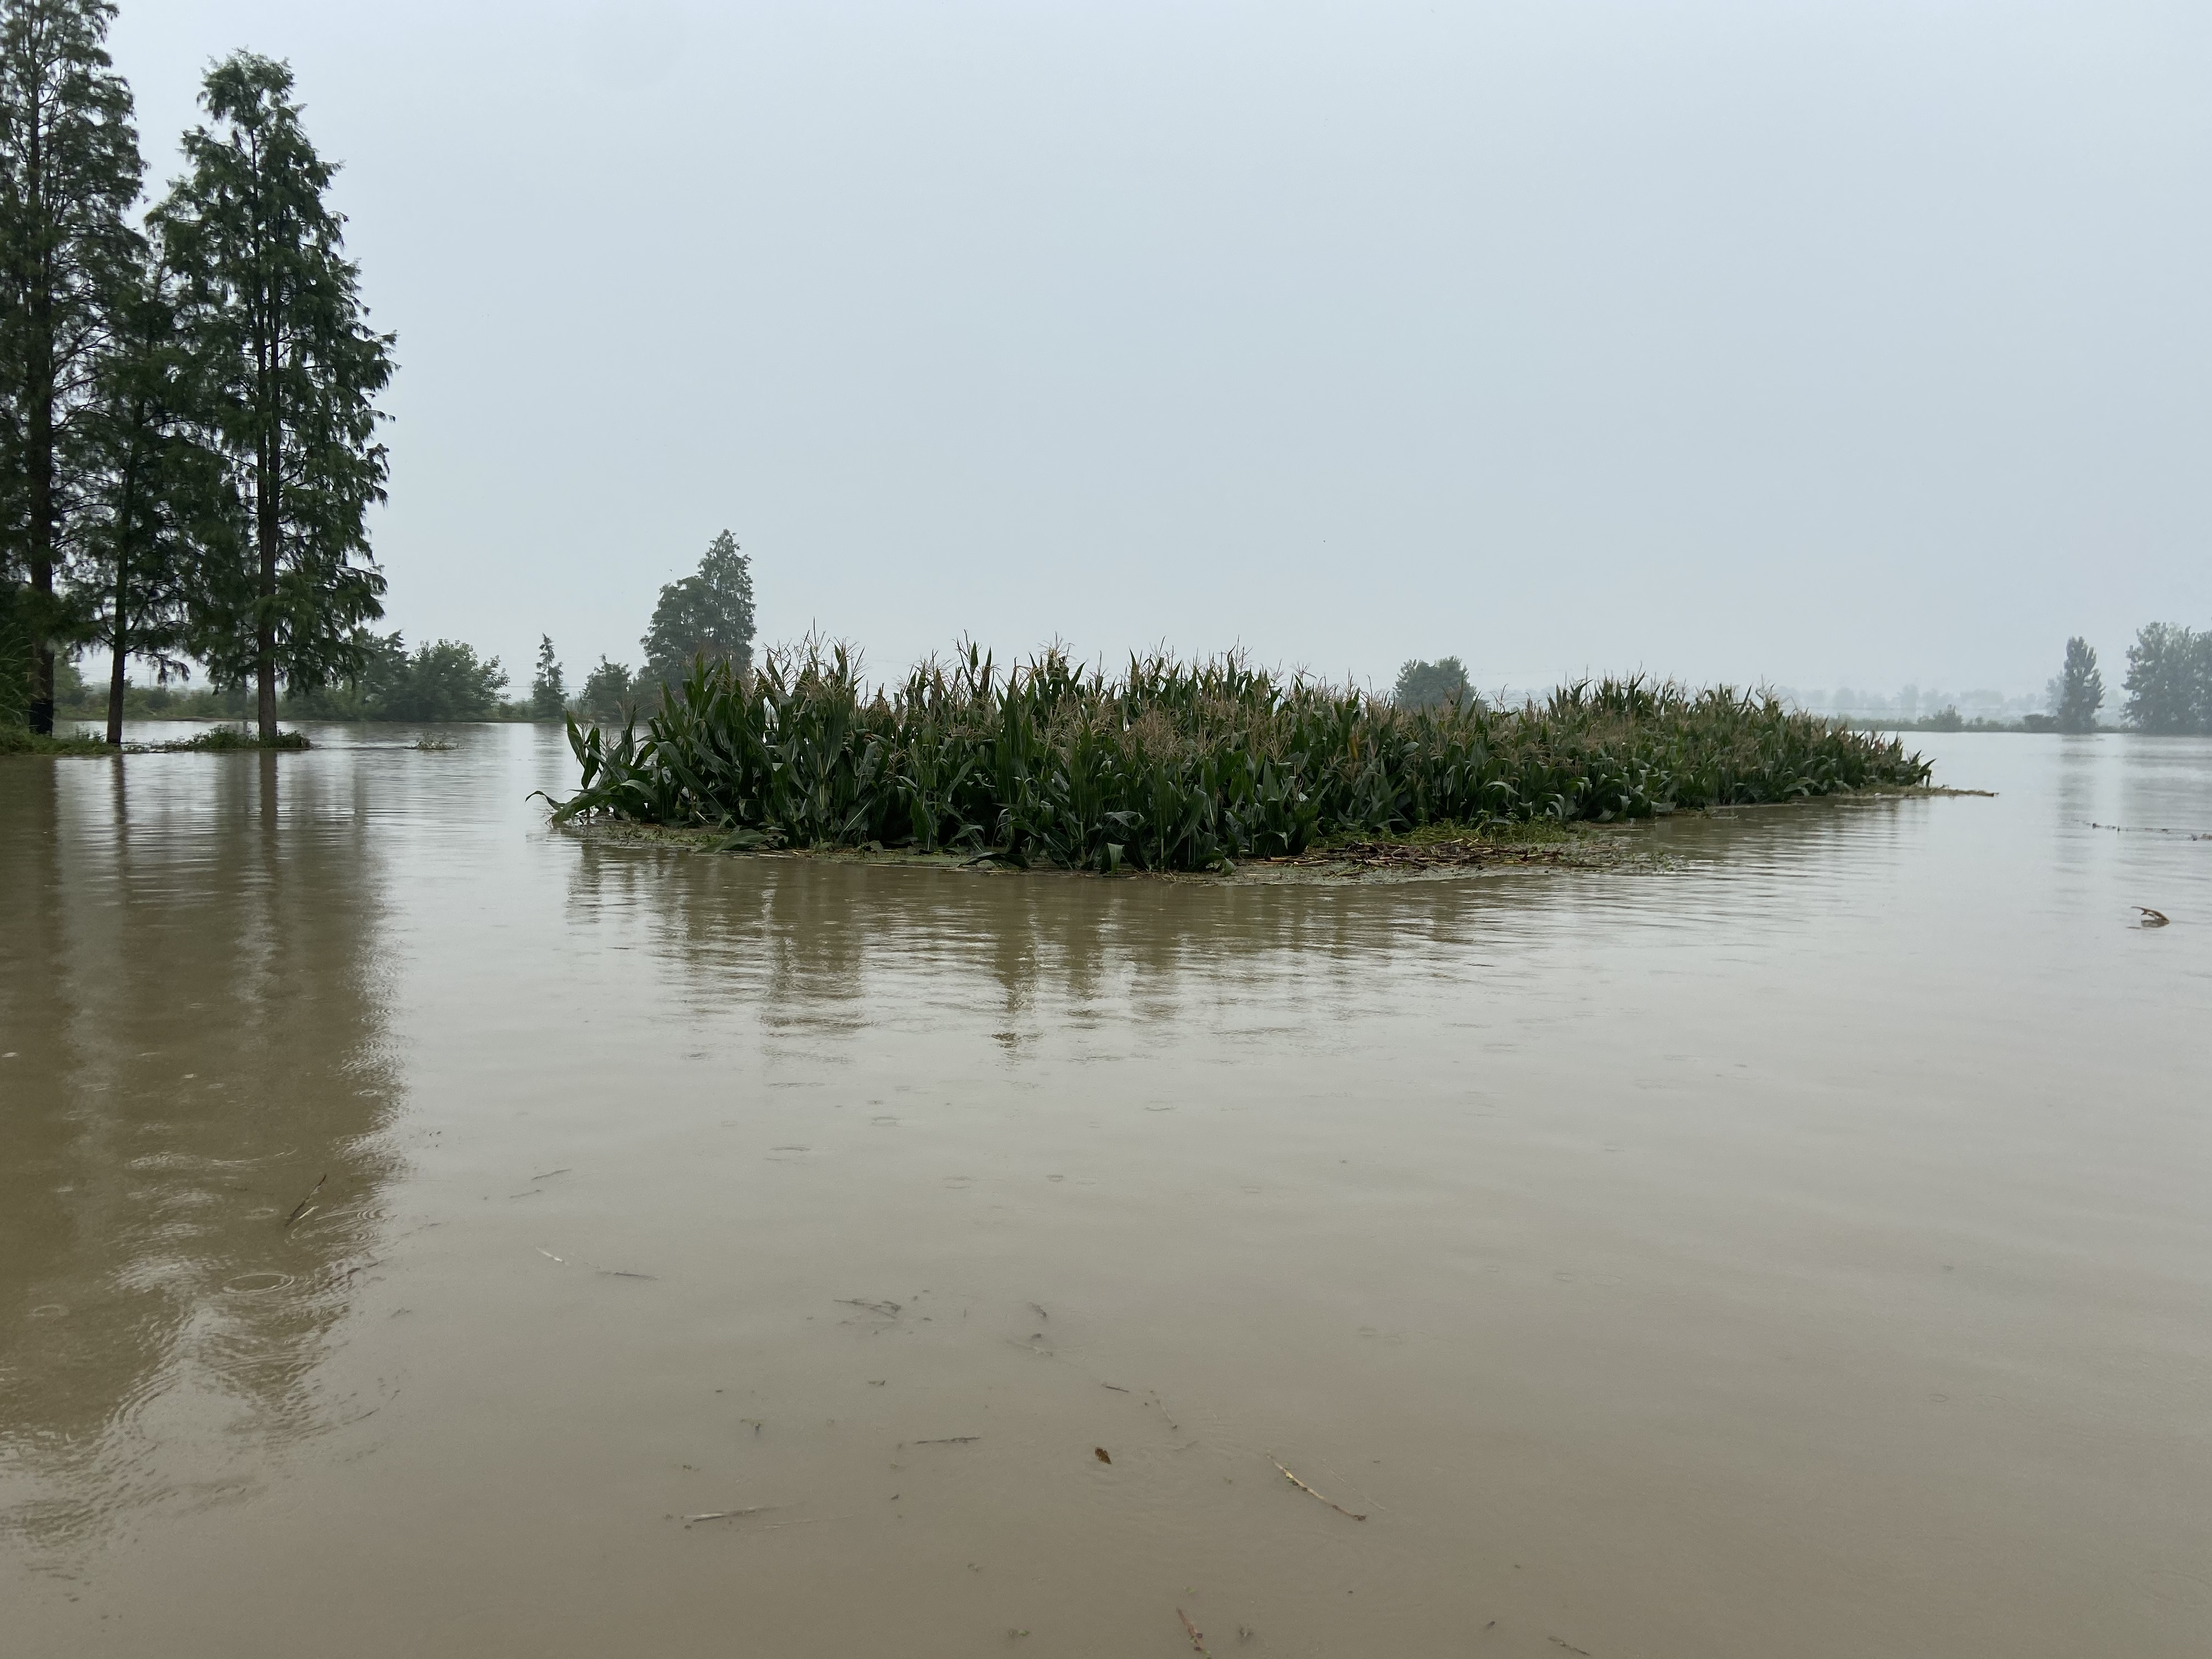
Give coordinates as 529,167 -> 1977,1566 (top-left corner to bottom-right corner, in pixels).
1393,656 -> 1471,711
375,637 -> 504,721
2047,637 -> 2104,733
284,630 -> 503,721
642,529 -> 753,691
577,656 -> 635,723
2121,623 -> 2210,734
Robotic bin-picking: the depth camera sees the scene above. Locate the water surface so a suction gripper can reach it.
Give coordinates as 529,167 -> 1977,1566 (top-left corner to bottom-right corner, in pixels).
3,729 -> 2207,1657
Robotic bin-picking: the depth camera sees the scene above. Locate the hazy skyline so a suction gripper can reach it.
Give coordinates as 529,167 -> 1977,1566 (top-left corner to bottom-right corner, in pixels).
106,1 -> 2211,698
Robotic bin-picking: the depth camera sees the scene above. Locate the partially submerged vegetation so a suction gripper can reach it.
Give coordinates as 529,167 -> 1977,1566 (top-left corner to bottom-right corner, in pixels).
551,647 -> 1932,873
148,725 -> 309,752
568,809 -> 1649,884
1249,817 -> 1642,882
0,720 -> 307,755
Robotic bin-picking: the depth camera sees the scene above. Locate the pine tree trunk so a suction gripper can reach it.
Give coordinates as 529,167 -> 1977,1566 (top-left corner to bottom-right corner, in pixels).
106,579 -> 127,745
27,408 -> 54,734
24,125 -> 54,737
105,499 -> 131,745
105,435 -> 144,747
256,431 -> 279,740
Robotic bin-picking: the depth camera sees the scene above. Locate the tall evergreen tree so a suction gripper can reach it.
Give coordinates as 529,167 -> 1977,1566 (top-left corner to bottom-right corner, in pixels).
530,633 -> 565,719
155,53 -> 393,741
81,238 -> 223,743
642,529 -> 754,692
0,0 -> 142,734
2046,636 -> 2103,735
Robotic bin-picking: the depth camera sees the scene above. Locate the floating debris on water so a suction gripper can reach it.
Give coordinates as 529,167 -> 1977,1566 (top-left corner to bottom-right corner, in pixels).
1271,1457 -> 1366,1521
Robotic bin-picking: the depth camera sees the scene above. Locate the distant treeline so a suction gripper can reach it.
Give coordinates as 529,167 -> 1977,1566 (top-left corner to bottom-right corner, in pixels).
8,523 -> 757,729
1916,627 -> 2212,735
37,630 -> 523,724
1395,620 -> 2212,738
280,529 -> 752,725
1774,626 -> 2209,733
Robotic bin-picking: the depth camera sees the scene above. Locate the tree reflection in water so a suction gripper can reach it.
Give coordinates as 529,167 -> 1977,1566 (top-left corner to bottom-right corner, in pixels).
557,834 -> 1592,1058
0,751 -> 402,1548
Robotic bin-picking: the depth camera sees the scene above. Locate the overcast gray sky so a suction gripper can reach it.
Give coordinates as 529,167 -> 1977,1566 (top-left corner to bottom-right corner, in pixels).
109,1 -> 2210,697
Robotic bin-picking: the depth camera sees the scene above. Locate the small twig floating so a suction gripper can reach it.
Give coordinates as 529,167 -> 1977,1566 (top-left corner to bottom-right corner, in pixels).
538,1248 -> 657,1279
910,1436 -> 979,1446
1271,1457 -> 1367,1520
283,1174 -> 327,1228
1178,1608 -> 1211,1656
683,1506 -> 775,1522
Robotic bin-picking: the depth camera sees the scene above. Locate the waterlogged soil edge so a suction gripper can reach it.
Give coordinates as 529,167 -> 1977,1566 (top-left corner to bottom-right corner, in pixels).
552,783 -> 1996,884
558,818 -> 1606,880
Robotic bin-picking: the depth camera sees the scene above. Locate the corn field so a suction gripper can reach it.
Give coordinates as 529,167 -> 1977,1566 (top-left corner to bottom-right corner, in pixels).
550,646 -> 1932,872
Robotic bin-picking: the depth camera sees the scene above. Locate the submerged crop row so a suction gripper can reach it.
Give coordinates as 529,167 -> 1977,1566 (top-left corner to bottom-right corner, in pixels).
549,647 -> 1932,872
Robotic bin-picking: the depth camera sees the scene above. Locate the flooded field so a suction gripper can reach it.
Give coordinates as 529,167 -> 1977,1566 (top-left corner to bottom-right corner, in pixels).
3,728 -> 2207,1657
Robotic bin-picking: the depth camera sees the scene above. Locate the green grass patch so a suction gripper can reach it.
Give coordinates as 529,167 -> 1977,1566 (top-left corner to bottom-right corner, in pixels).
0,725 -> 115,755
550,647 -> 1931,874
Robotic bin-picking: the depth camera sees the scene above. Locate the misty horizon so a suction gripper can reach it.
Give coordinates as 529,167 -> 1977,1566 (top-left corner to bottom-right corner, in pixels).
81,1 -> 2212,703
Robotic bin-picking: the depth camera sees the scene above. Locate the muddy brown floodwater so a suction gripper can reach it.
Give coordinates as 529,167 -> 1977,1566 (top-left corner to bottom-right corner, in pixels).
3,727 -> 2208,1657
